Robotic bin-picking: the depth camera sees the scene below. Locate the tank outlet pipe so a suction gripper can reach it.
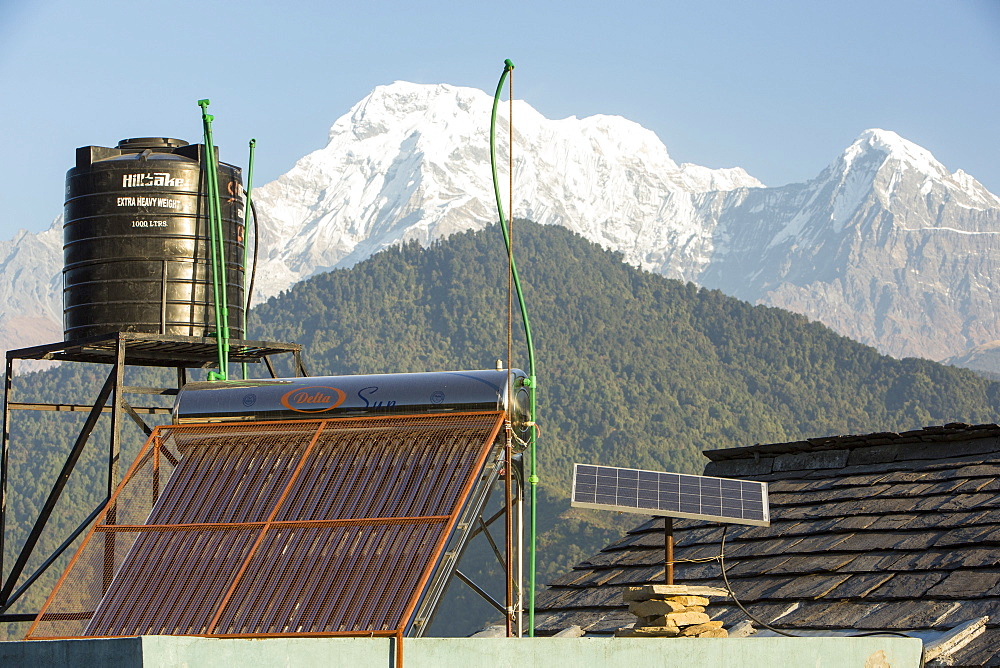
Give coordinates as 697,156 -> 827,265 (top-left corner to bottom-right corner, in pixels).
490,58 -> 539,636
198,99 -> 229,380
241,138 -> 256,380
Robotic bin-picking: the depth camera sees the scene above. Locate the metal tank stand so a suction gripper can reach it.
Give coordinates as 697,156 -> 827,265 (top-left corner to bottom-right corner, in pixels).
0,331 -> 307,624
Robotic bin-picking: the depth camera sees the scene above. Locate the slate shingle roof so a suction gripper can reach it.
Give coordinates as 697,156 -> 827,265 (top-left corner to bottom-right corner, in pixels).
535,423 -> 1000,665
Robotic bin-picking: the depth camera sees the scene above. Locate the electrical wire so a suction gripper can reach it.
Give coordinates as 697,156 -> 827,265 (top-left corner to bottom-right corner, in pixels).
247,198 -> 260,333
719,525 -> 801,637
717,525 -> 914,640
241,139 -> 257,379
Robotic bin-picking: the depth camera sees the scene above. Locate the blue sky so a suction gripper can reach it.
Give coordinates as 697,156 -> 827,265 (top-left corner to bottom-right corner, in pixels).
1,0 -> 998,240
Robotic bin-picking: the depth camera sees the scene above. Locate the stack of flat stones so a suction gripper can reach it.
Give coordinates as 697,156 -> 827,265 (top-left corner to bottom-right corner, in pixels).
615,585 -> 729,638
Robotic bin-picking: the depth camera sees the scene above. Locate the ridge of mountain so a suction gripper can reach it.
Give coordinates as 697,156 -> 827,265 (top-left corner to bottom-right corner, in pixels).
2,82 -> 998,367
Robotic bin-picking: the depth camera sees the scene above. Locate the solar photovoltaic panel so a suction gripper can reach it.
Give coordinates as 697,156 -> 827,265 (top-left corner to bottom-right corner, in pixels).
571,463 -> 769,527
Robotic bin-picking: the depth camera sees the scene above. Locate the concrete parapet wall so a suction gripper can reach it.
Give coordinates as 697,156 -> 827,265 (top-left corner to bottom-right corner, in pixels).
0,635 -> 923,667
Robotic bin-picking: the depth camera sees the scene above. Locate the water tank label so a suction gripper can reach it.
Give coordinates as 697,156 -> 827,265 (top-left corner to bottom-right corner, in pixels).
117,196 -> 181,209
122,173 -> 189,188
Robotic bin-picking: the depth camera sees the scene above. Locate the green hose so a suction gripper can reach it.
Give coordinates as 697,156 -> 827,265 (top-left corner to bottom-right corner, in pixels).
198,99 -> 229,380
241,138 -> 256,380
490,58 -> 539,636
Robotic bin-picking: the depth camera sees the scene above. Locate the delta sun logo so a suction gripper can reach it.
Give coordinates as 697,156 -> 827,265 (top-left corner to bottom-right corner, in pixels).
280,386 -> 347,413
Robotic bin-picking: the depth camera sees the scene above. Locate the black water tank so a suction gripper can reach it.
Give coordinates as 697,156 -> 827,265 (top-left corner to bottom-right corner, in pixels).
63,137 -> 245,340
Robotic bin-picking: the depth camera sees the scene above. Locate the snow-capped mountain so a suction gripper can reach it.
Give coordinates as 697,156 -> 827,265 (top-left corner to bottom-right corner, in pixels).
250,82 -> 761,298
3,82 -> 999,370
0,218 -> 62,354
698,129 -> 1000,362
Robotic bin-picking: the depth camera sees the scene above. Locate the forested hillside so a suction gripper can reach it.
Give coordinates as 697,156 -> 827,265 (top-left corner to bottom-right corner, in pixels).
4,221 -> 999,637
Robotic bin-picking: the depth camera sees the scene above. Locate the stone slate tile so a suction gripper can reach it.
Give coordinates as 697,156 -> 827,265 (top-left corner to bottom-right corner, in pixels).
674,561 -> 721,580
579,551 -> 628,568
768,479 -> 823,493
938,492 -> 1000,511
676,525 -> 731,547
721,576 -> 787,602
923,478 -> 973,495
674,543 -> 725,562
571,569 -> 626,588
547,568 -> 600,588
881,482 -> 936,498
779,600 -> 875,628
885,549 -> 971,572
725,555 -> 792,577
766,554 -> 856,575
725,537 -> 803,559
910,495 -> 960,512
896,531 -> 947,550
585,549 -> 659,569
896,439 -> 1000,463
704,605 -> 747,627
776,505 -> 834,521
782,533 -> 852,553
823,573 -> 894,599
550,585 -> 626,609
902,510 -> 984,530
835,531 -> 936,552
537,588 -> 585,610
544,610 -> 628,635
703,458 -> 775,478
951,549 -> 1000,569
954,478 -> 999,493
935,598 -> 1000,622
854,599 -> 962,629
870,470 -> 932,484
866,514 -> 919,531
868,572 -> 946,599
734,600 -> 811,625
734,520 -> 802,540
774,485 -> 894,506
928,571 -> 1000,598
609,565 -> 666,585
949,631 -> 1000,668
847,444 -> 902,467
836,552 -> 898,573
819,515 -> 881,532
934,524 -> 1000,547
583,610 -> 636,634
630,526 -> 729,550
919,467 -> 983,483
534,610 -> 592,632
976,479 -> 1000,493
953,464 -> 1000,479
764,574 -> 852,600
840,496 -> 931,516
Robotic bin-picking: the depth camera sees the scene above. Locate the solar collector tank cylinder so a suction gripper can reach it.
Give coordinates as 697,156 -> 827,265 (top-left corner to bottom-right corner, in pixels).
174,369 -> 533,440
63,137 -> 245,340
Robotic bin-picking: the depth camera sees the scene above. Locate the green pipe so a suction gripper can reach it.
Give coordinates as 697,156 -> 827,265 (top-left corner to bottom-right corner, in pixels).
490,58 -> 539,636
208,120 -> 230,372
198,99 -> 228,380
241,138 -> 256,380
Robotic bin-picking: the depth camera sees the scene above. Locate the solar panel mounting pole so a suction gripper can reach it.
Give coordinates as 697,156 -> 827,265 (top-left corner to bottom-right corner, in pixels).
665,517 -> 674,585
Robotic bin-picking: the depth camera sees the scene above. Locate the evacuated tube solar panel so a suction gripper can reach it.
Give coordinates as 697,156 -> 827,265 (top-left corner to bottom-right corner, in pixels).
571,463 -> 769,527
